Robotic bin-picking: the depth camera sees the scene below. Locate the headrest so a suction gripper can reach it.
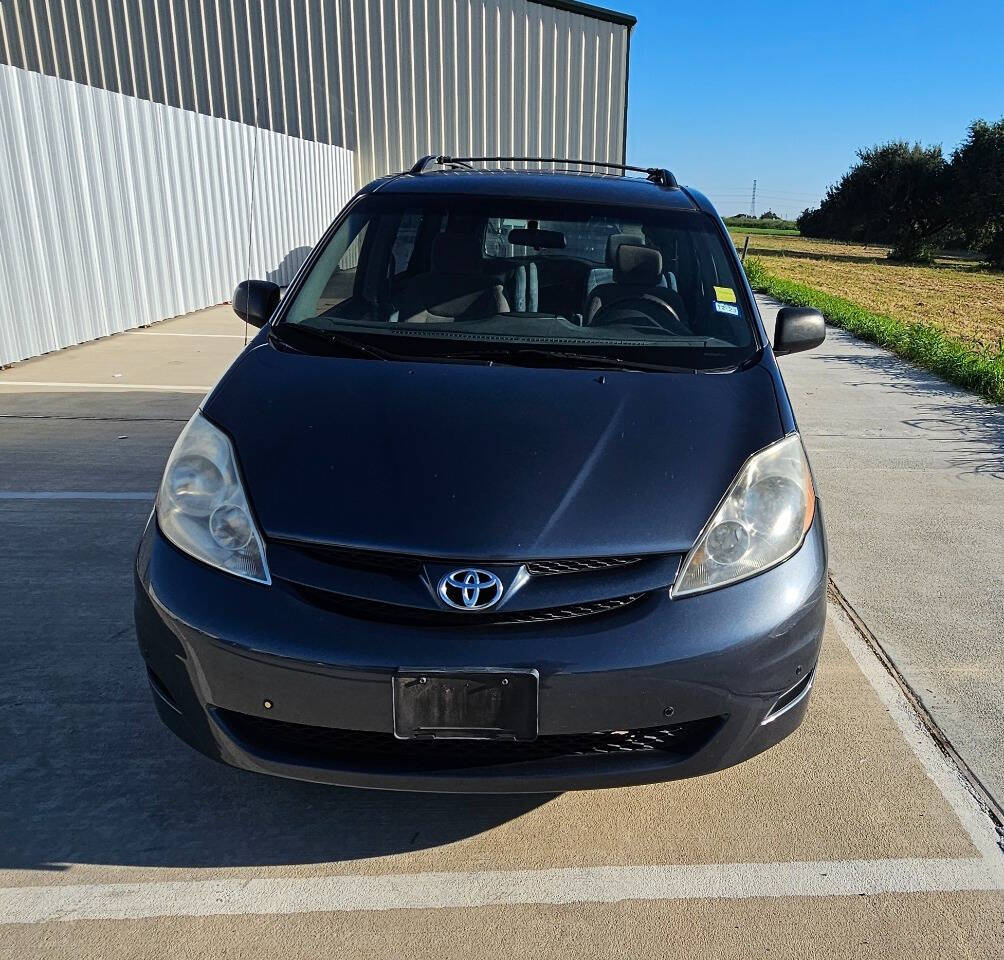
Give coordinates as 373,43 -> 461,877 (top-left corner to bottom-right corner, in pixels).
432,233 -> 483,274
605,232 -> 643,265
613,244 -> 663,285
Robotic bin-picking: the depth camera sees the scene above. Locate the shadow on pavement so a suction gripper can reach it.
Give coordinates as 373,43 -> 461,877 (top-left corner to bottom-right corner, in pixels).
817,349 -> 1004,479
1,501 -> 552,872
0,388 -> 552,873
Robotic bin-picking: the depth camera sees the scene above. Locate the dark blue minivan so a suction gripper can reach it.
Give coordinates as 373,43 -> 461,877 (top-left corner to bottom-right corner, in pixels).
134,157 -> 828,792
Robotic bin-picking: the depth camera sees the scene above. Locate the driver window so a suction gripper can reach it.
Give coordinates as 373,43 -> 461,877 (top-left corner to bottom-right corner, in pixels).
287,215 -> 369,321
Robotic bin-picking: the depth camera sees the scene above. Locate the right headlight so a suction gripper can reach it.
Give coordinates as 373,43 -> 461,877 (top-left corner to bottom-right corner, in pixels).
673,433 -> 815,597
156,412 -> 271,584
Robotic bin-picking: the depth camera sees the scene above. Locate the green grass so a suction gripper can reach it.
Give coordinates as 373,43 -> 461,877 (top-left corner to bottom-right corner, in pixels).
728,226 -> 801,237
724,216 -> 798,231
744,257 -> 1004,404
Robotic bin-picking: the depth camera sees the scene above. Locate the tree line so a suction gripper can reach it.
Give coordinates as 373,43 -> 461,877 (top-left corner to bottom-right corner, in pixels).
797,117 -> 1004,266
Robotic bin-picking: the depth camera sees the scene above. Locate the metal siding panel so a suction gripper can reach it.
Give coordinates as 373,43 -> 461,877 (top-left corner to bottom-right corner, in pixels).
44,1 -> 79,82
334,0 -> 359,152
227,0 -> 255,126
305,0 -> 327,143
1,0 -> 630,363
0,63 -> 355,366
375,0 -> 396,175
9,0 -> 39,73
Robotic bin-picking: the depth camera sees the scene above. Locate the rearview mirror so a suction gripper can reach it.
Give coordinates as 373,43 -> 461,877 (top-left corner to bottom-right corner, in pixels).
233,280 -> 281,329
507,227 -> 566,250
773,307 -> 825,356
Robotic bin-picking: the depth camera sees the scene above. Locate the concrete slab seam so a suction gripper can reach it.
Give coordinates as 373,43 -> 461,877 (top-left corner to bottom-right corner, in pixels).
828,597 -> 1004,859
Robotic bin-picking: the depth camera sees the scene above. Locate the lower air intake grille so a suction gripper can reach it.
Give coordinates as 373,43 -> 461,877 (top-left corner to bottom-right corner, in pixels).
216,710 -> 724,772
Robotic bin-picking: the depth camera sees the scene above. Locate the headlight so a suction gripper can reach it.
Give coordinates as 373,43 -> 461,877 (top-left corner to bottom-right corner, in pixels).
673,433 -> 814,597
156,412 -> 270,584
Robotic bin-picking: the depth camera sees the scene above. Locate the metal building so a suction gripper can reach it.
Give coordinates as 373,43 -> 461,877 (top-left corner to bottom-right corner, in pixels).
0,0 -> 633,366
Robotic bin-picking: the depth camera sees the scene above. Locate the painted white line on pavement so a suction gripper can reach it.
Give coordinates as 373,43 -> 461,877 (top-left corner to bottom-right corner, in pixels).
0,381 -> 210,393
1,617 -> 999,927
2,857 -> 1003,925
830,607 -> 1004,860
129,332 -> 245,339
0,491 -> 154,501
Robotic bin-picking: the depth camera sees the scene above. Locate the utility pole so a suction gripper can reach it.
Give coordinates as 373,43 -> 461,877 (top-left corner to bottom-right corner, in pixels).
749,179 -> 757,218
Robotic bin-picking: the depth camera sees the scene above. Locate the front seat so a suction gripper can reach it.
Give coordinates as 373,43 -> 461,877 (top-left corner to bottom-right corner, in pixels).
394,234 -> 509,323
585,244 -> 690,330
583,232 -> 639,306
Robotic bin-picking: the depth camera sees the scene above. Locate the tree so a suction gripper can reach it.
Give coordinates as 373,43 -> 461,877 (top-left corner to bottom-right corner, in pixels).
759,210 -> 781,220
797,142 -> 947,260
949,118 -> 1004,267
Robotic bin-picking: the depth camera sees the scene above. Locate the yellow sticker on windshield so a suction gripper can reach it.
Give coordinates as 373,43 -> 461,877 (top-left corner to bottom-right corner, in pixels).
714,286 -> 737,303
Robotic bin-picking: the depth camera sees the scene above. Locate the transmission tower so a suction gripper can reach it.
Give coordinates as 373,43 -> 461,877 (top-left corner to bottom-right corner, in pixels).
749,179 -> 757,218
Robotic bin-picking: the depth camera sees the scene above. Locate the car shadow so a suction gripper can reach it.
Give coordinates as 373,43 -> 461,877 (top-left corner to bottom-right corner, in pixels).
3,621 -> 554,873
0,388 -> 553,874
265,246 -> 313,287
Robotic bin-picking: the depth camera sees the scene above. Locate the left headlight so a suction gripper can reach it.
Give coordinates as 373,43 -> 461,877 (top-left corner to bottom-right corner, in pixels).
673,433 -> 815,597
156,412 -> 271,584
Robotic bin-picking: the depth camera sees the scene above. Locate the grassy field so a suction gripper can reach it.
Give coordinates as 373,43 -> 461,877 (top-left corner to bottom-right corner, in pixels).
729,226 -> 801,237
729,230 -> 1004,348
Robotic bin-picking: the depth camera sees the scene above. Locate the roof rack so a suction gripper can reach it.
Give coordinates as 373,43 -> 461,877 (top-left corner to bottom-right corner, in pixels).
408,155 -> 679,188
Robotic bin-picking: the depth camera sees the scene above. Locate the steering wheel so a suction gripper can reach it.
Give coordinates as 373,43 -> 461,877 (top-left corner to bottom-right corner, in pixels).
588,295 -> 690,335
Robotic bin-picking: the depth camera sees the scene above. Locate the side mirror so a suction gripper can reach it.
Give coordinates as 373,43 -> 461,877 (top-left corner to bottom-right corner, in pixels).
233,280 -> 281,329
773,306 -> 825,356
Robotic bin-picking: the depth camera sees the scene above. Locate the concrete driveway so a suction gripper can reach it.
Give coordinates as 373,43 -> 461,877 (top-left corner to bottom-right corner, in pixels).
1,305 -> 1002,958
758,295 -> 1004,816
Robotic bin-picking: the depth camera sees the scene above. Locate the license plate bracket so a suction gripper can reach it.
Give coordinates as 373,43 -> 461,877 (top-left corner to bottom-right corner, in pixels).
393,669 -> 538,741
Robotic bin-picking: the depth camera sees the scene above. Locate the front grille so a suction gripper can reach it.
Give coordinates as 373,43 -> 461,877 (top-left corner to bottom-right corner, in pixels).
277,541 -> 424,575
525,556 -> 643,576
278,541 -> 645,580
217,709 -> 724,772
290,586 -> 646,626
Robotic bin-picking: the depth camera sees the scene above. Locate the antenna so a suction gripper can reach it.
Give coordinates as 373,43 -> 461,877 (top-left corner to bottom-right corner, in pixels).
243,97 -> 262,347
749,179 -> 757,218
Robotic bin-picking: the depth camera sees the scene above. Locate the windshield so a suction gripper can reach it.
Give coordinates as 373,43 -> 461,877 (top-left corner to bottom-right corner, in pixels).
280,194 -> 758,370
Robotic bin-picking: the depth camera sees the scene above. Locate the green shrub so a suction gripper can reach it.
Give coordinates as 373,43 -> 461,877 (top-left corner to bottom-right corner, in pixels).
743,258 -> 1004,404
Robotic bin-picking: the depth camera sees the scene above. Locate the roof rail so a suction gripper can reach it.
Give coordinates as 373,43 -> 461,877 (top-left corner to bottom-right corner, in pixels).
407,155 -> 679,188
409,154 -> 473,174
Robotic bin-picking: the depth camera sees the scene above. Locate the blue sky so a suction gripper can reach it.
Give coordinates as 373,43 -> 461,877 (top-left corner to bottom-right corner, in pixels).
620,0 -> 1004,219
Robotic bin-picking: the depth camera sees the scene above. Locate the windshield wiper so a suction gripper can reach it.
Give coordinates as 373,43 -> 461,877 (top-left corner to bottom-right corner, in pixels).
441,346 -> 697,373
271,323 -> 400,361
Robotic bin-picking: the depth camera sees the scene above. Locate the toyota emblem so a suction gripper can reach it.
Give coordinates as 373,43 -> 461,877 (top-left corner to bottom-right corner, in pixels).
438,568 -> 504,611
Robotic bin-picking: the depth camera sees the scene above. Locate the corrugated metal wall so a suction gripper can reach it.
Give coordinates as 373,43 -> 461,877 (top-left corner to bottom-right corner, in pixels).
0,0 -> 630,184
0,0 -> 631,365
0,64 -> 355,365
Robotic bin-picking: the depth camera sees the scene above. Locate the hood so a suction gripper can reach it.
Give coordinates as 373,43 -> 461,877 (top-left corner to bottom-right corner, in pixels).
204,342 -> 784,558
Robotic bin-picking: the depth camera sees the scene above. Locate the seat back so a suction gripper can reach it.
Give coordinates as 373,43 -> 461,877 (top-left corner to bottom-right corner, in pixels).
586,244 -> 689,326
584,232 -> 669,310
394,234 -> 509,322
583,233 -> 635,305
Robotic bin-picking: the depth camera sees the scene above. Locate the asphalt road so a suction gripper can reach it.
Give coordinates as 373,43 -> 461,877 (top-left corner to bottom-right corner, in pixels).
0,305 -> 1002,958
757,295 -> 1004,813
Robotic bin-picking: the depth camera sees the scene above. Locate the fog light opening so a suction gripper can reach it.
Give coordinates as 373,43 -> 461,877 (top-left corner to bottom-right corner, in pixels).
761,668 -> 815,725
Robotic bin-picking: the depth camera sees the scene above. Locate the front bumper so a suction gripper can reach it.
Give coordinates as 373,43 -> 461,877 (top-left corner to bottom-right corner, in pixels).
134,508 -> 827,793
